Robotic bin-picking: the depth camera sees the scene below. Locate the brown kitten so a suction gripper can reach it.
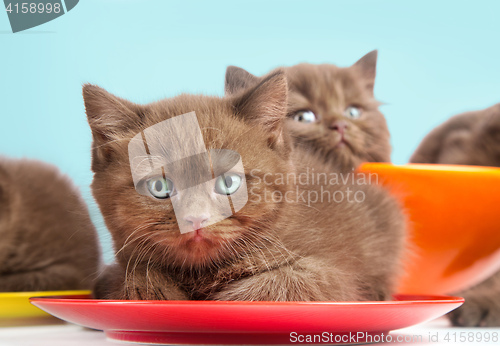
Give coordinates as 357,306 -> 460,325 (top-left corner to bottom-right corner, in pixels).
410,103 -> 500,166
85,70 -> 406,302
225,51 -> 391,170
0,158 -> 101,292
410,103 -> 500,327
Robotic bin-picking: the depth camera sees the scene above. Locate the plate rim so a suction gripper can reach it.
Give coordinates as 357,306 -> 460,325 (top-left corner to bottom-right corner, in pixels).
30,293 -> 464,306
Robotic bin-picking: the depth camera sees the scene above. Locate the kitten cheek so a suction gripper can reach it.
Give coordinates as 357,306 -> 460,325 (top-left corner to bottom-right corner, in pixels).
286,122 -> 320,136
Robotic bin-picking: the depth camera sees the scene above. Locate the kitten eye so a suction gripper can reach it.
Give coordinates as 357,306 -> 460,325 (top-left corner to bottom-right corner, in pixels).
344,106 -> 362,119
146,177 -> 175,199
215,173 -> 242,195
293,110 -> 317,123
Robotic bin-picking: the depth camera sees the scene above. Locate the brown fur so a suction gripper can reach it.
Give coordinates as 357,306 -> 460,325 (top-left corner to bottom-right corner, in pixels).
410,103 -> 500,166
448,273 -> 500,327
85,71 -> 406,302
0,158 -> 100,292
225,51 -> 391,170
410,103 -> 500,326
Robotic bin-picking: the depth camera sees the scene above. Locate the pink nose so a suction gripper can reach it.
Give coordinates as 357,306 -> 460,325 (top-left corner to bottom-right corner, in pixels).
184,214 -> 210,230
329,121 -> 348,135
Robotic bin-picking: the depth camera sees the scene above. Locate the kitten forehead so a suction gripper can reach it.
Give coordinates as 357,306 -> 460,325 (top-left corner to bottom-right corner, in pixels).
128,112 -> 245,189
285,64 -> 369,112
130,97 -> 246,154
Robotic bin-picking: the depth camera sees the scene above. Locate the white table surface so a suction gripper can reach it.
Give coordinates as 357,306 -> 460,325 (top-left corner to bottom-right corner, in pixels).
1,317 -> 500,346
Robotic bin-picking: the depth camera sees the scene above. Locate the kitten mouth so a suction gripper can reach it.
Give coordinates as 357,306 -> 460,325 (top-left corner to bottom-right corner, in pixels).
183,228 -> 218,245
193,229 -> 205,242
334,138 -> 352,150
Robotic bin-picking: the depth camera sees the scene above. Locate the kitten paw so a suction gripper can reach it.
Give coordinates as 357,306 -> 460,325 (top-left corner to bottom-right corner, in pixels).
94,264 -> 188,301
448,295 -> 500,327
124,270 -> 188,301
448,272 -> 500,327
209,266 -> 328,301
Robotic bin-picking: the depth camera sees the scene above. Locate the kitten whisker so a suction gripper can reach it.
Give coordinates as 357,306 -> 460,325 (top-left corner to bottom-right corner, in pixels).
115,222 -> 164,257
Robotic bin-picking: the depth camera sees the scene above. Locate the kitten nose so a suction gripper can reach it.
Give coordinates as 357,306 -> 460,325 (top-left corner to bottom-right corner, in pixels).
329,121 -> 348,134
184,214 -> 210,230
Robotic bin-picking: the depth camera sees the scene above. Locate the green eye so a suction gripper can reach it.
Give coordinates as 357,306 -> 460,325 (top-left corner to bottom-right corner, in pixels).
146,177 -> 175,199
215,174 -> 242,195
344,106 -> 362,119
293,110 -> 317,123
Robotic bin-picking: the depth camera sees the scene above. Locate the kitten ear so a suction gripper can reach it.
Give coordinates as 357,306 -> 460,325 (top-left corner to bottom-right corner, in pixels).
232,69 -> 290,153
225,66 -> 260,95
353,50 -> 378,94
82,84 -> 142,172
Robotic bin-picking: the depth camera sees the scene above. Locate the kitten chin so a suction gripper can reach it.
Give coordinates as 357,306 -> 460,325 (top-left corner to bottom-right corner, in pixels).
85,70 -> 406,302
224,50 -> 391,170
0,157 -> 101,292
410,103 -> 500,326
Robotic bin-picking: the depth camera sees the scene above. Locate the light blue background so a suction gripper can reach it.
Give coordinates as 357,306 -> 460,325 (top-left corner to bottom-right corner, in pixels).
1,0 -> 499,261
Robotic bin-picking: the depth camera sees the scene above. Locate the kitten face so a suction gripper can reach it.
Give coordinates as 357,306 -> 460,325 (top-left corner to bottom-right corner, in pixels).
127,113 -> 250,235
225,51 -> 391,169
410,103 -> 500,167
84,71 -> 293,270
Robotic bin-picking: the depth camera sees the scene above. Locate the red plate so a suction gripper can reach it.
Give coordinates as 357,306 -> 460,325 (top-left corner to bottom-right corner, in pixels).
30,294 -> 463,345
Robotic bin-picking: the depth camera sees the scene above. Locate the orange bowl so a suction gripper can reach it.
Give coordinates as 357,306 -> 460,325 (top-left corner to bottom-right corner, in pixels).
358,163 -> 500,295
